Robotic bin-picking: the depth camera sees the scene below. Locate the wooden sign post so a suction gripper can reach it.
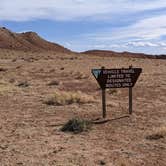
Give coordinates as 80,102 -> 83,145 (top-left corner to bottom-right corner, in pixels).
129,65 -> 133,114
101,66 -> 106,118
129,87 -> 132,114
92,66 -> 142,118
102,88 -> 106,118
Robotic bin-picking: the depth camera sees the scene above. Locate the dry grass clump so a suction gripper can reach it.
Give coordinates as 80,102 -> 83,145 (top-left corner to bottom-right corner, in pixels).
45,90 -> 95,106
0,81 -> 15,93
61,118 -> 91,134
72,71 -> 88,79
107,88 -> 118,95
0,83 -> 10,92
146,126 -> 166,140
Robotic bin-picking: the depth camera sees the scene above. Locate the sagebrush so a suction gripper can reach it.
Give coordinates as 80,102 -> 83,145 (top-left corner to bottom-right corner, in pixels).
45,90 -> 95,106
61,118 -> 91,133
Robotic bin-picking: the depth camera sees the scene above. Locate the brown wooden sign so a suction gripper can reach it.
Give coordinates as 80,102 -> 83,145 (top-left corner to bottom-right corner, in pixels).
92,67 -> 142,89
92,66 -> 142,118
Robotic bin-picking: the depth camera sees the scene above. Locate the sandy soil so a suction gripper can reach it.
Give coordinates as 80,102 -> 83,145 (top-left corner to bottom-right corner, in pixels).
0,49 -> 166,166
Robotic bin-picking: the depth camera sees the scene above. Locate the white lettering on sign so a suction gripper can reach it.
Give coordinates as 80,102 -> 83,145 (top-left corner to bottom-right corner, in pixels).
122,83 -> 133,87
108,74 -> 124,79
125,74 -> 131,78
92,67 -> 142,89
106,83 -> 122,88
121,69 -> 135,74
107,78 -> 132,83
103,70 -> 120,74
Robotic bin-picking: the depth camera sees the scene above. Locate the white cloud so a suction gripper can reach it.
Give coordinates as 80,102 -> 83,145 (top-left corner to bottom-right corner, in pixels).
109,44 -> 121,48
0,0 -> 166,54
0,0 -> 166,21
86,14 -> 166,42
158,42 -> 166,47
93,44 -> 107,49
92,43 -> 127,49
0,0 -> 115,21
127,41 -> 159,47
69,14 -> 166,53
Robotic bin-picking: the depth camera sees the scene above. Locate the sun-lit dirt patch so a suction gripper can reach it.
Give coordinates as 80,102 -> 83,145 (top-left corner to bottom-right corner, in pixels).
0,80 -> 17,94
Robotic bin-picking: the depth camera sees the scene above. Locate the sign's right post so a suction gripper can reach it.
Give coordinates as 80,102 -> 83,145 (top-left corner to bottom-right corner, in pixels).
129,87 -> 132,114
129,65 -> 133,114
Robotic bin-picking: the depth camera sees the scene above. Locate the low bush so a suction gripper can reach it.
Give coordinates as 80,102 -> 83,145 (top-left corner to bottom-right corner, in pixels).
61,118 -> 91,134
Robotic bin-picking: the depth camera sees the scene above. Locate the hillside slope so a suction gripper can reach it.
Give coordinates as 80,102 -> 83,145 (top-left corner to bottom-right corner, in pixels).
82,50 -> 166,59
0,27 -> 166,59
0,27 -> 71,53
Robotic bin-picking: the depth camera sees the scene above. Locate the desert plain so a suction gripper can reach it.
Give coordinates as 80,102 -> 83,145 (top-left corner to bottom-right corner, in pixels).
0,28 -> 166,166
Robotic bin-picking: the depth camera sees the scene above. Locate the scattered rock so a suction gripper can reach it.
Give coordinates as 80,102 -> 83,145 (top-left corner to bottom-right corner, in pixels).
16,66 -> 22,69
16,162 -> 23,165
0,68 -> 7,72
44,98 -> 56,106
23,58 -> 34,62
47,80 -> 60,86
17,81 -> 29,88
99,160 -> 106,165
9,78 -> 15,83
49,69 -> 55,73
146,134 -> 164,140
12,58 -> 17,62
0,145 -> 8,150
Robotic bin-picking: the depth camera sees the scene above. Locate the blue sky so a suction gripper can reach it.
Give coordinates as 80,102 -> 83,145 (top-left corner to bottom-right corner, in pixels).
0,0 -> 166,54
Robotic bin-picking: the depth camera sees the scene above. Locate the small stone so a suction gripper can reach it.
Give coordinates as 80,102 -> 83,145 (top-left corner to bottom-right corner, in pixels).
100,160 -> 106,165
60,67 -> 64,70
47,80 -> 60,86
0,68 -> 7,72
17,81 -> 29,88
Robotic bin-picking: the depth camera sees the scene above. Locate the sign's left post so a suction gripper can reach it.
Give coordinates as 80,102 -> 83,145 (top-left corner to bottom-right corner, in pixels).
101,67 -> 106,118
102,88 -> 106,118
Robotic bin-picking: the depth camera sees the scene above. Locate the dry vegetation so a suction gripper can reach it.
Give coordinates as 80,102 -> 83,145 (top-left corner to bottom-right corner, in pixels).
0,80 -> 16,94
146,125 -> 166,140
61,118 -> 91,134
45,90 -> 96,106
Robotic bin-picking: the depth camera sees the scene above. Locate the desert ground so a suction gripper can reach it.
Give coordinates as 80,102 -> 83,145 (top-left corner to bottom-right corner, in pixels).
0,48 -> 166,166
